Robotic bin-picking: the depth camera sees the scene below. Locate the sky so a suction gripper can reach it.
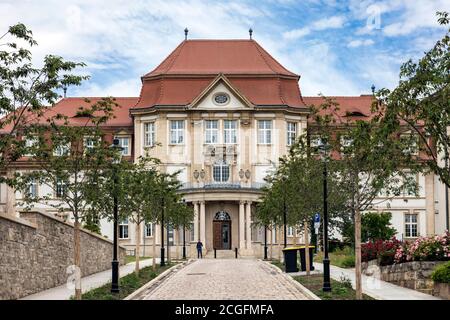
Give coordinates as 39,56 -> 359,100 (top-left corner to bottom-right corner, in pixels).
1,0 -> 449,97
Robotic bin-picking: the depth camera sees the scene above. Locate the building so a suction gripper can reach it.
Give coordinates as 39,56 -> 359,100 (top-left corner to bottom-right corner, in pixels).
1,38 -> 448,259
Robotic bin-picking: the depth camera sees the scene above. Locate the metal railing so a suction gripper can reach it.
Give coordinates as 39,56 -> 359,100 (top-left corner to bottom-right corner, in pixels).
180,182 -> 266,191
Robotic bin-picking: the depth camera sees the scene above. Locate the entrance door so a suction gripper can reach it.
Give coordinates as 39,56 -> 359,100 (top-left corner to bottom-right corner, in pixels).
221,222 -> 231,249
213,211 -> 232,250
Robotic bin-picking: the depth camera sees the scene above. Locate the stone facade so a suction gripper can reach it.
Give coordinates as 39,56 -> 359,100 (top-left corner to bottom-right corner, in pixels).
362,260 -> 446,295
0,211 -> 125,300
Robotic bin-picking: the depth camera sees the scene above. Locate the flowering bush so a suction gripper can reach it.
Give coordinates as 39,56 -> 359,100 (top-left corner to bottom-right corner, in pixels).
361,237 -> 402,265
404,231 -> 450,262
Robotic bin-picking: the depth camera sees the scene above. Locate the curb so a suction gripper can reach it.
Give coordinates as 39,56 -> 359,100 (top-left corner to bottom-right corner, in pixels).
262,260 -> 321,300
124,260 -> 192,300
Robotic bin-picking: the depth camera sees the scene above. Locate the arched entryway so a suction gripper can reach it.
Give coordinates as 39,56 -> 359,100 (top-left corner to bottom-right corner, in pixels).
213,211 -> 231,250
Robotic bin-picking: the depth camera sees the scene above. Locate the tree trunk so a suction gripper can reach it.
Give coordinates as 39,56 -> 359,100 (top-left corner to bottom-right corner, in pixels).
135,222 -> 141,275
152,226 -> 156,271
74,219 -> 82,300
355,206 -> 362,300
270,227 -> 273,260
278,227 -> 282,262
304,222 -> 310,276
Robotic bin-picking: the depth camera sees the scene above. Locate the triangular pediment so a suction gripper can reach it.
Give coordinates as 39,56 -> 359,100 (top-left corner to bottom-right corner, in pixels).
188,74 -> 254,110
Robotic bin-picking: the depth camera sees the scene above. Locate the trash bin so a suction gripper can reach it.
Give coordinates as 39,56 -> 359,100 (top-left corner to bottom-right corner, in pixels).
282,247 -> 299,273
299,246 -> 315,271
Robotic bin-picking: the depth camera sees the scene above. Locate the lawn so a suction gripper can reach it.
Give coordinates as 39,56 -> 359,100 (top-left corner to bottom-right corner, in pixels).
293,274 -> 373,300
125,255 -> 152,264
78,263 -> 175,300
314,247 -> 355,268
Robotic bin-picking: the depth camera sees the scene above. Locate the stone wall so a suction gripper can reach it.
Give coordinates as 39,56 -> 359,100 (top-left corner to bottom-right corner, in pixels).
0,211 -> 125,300
362,260 -> 446,295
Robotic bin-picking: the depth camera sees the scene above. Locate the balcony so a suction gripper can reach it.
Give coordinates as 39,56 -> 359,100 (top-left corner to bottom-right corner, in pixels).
179,182 -> 266,192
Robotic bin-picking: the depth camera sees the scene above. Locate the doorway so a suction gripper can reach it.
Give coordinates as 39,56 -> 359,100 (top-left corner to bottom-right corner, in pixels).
213,211 -> 232,250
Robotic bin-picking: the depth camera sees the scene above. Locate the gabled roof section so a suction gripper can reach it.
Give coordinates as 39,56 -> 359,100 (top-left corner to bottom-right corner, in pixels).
188,74 -> 254,109
144,40 -> 298,78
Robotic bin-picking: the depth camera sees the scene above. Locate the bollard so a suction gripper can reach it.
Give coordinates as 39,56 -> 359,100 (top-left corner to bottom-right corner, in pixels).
214,248 -> 217,259
235,247 -> 238,259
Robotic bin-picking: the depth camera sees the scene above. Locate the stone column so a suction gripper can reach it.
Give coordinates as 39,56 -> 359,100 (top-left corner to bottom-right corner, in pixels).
246,201 -> 252,250
193,202 -> 199,241
425,173 -> 435,236
239,201 -> 246,249
200,201 -> 206,245
5,169 -> 16,216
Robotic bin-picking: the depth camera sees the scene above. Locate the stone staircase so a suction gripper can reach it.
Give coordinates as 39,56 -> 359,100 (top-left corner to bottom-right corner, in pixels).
205,249 -> 237,259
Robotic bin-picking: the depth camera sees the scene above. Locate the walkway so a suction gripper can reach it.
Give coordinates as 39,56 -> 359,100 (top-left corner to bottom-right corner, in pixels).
311,262 -> 441,300
21,258 -> 158,300
139,259 -> 310,300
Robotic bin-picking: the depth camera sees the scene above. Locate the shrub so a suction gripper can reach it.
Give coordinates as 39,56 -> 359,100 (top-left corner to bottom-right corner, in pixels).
362,237 -> 402,264
407,232 -> 449,261
431,262 -> 450,283
341,255 -> 355,268
361,212 -> 397,242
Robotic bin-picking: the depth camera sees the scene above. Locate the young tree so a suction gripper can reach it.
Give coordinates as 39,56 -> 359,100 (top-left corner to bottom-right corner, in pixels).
0,23 -> 87,184
15,99 -> 118,300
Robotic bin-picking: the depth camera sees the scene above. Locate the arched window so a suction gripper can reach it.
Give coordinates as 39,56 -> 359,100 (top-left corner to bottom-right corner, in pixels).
214,211 -> 231,221
213,160 -> 230,182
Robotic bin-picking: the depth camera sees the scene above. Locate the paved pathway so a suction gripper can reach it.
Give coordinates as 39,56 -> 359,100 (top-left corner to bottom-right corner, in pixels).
140,259 -> 309,300
21,258 -> 158,300
312,262 -> 441,300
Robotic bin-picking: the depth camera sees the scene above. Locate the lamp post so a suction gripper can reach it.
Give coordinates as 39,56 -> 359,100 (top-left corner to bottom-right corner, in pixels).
319,140 -> 331,292
160,196 -> 165,267
282,177 -> 287,248
264,225 -> 268,260
182,199 -> 186,260
110,138 -> 123,294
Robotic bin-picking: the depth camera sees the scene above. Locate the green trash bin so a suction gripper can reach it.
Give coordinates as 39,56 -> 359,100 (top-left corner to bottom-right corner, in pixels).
299,245 -> 315,271
282,247 -> 300,273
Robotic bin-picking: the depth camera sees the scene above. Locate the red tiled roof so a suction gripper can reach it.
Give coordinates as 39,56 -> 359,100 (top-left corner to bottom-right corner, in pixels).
145,40 -> 298,78
0,97 -> 138,133
303,95 -> 377,122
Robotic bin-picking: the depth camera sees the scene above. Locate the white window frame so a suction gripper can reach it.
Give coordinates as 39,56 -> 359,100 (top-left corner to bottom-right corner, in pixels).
53,142 -> 71,157
170,120 -> 185,145
144,122 -> 155,147
55,179 -> 67,198
114,136 -> 131,156
404,213 -> 418,238
24,136 -> 38,156
205,120 -> 219,144
224,120 -> 237,144
119,218 -> 129,239
84,136 -> 99,154
25,178 -> 38,198
258,120 -> 272,145
145,222 -> 154,238
287,122 -> 297,146
287,226 -> 294,237
212,160 -> 230,182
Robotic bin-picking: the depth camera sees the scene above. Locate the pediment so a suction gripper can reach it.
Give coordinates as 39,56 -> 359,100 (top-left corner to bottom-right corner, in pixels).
188,74 -> 254,110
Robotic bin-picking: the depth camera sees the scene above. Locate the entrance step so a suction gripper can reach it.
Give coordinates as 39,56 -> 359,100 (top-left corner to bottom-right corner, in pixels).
205,250 -> 237,259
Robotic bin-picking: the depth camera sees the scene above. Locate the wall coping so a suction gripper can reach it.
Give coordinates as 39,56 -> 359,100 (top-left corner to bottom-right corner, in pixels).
0,212 -> 37,229
19,209 -> 126,249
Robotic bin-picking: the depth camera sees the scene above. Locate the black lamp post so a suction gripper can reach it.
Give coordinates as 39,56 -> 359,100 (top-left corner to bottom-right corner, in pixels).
264,225 -> 268,260
182,199 -> 186,260
110,138 -> 123,293
160,197 -> 165,267
319,140 -> 331,292
282,178 -> 287,248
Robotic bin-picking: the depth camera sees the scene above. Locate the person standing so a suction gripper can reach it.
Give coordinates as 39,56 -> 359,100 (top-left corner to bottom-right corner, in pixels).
196,239 -> 203,259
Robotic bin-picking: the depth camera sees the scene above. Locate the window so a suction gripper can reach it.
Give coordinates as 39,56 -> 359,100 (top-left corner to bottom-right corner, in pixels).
287,122 -> 297,146
224,120 -> 237,144
167,225 -> 174,246
54,143 -> 70,156
115,136 -> 130,156
258,120 -> 272,144
190,223 -> 195,242
403,172 -> 418,196
119,218 -> 129,239
310,136 -> 322,148
405,213 -> 418,238
287,226 -> 294,237
84,137 -> 98,153
401,134 -> 419,155
213,160 -> 230,182
144,122 -> 155,147
145,223 -> 154,237
24,136 -> 38,156
170,120 -> 184,144
55,179 -> 67,198
205,120 -> 219,144
25,178 -> 37,198
214,93 -> 229,105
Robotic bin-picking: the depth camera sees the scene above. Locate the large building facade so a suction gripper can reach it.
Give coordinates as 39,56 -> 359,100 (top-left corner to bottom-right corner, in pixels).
1,39 -> 449,258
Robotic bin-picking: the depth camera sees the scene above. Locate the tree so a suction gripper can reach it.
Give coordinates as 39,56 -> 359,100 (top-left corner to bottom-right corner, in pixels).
343,211 -> 396,243
15,99 -> 118,300
0,23 -> 87,184
377,12 -> 450,186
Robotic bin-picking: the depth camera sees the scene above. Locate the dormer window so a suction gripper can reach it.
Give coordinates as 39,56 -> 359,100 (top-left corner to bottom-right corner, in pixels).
213,93 -> 229,105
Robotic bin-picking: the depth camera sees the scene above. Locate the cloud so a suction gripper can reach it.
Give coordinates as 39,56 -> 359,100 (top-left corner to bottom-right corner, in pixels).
347,39 -> 374,48
282,15 -> 346,40
282,28 -> 311,40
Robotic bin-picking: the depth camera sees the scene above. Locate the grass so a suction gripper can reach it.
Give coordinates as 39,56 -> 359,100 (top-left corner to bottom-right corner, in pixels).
293,274 -> 374,300
314,247 -> 355,268
78,263 -> 175,300
125,255 -> 152,264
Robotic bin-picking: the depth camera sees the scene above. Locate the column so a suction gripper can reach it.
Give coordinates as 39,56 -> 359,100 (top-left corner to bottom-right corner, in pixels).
239,201 -> 246,249
5,169 -> 16,216
200,201 -> 206,244
425,173 -> 435,236
246,201 -> 252,250
193,202 -> 199,241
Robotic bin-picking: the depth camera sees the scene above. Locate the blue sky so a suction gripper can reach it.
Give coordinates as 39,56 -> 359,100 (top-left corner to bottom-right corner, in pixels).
1,0 -> 448,97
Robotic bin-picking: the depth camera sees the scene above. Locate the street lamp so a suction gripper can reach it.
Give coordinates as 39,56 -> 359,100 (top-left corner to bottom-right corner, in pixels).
318,139 -> 331,292
160,196 -> 165,267
282,177 -> 287,248
264,225 -> 268,260
182,198 -> 187,260
110,138 -> 123,293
